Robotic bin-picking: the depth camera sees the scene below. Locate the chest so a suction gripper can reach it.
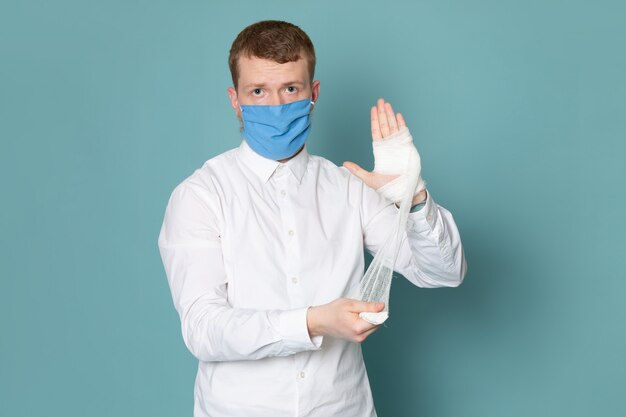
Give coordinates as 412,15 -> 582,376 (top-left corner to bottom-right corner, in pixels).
216,168 -> 365,308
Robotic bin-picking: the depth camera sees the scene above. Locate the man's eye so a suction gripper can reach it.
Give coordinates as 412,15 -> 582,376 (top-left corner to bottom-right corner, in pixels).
286,86 -> 297,93
252,88 -> 262,96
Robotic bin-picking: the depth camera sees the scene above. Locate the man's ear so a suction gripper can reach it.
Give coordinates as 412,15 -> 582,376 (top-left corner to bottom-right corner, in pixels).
227,87 -> 241,118
311,80 -> 320,103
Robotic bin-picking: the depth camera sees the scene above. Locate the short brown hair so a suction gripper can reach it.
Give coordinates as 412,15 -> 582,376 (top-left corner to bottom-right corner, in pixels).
228,20 -> 316,89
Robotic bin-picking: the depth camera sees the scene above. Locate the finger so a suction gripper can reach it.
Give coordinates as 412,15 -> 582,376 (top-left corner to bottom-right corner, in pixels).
396,112 -> 407,129
350,300 -> 385,313
354,319 -> 380,335
352,312 -> 381,334
370,107 -> 382,140
377,98 -> 390,138
342,161 -> 372,183
385,102 -> 399,134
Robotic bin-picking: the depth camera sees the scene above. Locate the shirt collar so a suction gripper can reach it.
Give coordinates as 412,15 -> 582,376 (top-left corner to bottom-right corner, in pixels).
238,139 -> 309,184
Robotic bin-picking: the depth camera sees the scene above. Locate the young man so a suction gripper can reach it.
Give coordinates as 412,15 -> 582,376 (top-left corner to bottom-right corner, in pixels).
158,20 -> 466,417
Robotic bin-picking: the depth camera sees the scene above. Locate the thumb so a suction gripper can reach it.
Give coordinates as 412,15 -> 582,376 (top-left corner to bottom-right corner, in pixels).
343,161 -> 372,183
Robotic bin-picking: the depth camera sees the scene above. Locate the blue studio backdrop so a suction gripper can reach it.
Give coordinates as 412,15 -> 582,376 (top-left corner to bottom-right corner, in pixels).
1,1 -> 625,416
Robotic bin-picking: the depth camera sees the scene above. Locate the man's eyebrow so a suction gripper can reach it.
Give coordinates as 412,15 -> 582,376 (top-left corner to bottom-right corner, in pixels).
241,82 -> 267,89
242,81 -> 305,89
280,81 -> 305,86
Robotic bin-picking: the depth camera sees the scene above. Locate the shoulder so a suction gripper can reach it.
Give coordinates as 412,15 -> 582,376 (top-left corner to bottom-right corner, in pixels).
184,147 -> 239,187
167,147 -> 239,209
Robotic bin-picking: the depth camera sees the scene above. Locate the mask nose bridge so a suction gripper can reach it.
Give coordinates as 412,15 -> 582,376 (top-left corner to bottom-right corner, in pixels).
240,97 -> 315,113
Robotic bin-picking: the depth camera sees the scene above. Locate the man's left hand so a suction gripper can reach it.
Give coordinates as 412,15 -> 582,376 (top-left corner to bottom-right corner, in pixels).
343,98 -> 426,206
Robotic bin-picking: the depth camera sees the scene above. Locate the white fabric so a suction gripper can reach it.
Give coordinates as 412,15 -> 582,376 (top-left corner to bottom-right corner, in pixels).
359,147 -> 421,325
359,311 -> 389,325
158,139 -> 467,417
373,126 -> 426,203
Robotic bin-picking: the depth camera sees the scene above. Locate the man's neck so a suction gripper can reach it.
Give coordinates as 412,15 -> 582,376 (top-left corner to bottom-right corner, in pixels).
278,145 -> 305,163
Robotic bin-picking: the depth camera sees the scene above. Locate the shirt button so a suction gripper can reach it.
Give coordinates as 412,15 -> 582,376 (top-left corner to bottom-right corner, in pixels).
427,214 -> 433,221
291,276 -> 298,284
300,371 -> 306,379
288,229 -> 295,236
280,190 -> 286,196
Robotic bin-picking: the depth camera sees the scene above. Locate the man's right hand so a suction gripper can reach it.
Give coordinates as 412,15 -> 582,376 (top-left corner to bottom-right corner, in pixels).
306,298 -> 385,343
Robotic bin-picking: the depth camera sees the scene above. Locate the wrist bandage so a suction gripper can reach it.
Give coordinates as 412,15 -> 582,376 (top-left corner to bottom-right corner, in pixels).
373,127 -> 426,203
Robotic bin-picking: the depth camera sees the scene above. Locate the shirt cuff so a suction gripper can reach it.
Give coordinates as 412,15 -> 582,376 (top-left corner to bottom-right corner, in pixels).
407,189 -> 439,233
278,307 -> 323,354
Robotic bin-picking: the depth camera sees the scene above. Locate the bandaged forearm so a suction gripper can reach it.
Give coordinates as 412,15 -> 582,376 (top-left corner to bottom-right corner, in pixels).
373,127 -> 426,203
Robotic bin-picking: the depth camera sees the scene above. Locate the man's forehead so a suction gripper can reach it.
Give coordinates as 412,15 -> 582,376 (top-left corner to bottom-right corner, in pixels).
237,55 -> 310,86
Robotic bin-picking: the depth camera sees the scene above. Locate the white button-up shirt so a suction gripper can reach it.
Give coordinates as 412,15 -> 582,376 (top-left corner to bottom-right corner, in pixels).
158,139 -> 466,417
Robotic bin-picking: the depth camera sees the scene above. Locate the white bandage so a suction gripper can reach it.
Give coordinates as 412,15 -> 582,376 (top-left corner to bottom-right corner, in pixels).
373,127 -> 426,204
359,311 -> 389,325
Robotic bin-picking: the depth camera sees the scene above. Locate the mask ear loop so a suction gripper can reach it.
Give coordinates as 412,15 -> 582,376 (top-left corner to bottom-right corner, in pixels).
235,93 -> 243,113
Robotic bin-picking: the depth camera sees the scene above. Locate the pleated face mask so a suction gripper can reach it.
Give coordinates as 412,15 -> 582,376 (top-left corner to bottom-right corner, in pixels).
240,97 -> 315,160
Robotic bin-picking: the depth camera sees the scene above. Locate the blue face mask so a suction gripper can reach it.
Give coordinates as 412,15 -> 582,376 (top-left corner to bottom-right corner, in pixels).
240,97 -> 315,160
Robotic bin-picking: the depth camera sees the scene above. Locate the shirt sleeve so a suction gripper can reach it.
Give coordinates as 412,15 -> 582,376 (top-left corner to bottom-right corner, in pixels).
158,182 -> 322,363
361,185 -> 467,288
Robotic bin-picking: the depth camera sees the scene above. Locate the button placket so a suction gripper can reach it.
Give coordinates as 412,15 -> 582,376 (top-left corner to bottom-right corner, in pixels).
275,174 -> 304,308
281,174 -> 305,308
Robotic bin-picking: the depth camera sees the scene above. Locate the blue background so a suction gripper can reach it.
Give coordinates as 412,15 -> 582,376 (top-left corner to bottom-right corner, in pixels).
1,1 -> 625,416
